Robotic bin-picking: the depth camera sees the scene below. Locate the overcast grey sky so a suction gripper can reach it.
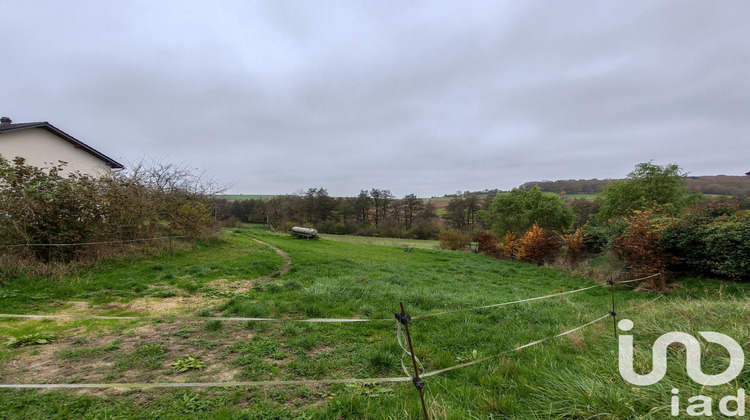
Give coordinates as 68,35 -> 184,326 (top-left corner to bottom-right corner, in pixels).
2,1 -> 748,196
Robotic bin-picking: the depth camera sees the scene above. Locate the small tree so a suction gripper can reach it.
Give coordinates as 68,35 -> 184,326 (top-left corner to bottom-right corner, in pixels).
613,210 -> 675,283
596,162 -> 691,223
514,224 -> 562,264
501,232 -> 520,259
439,229 -> 471,251
475,231 -> 500,258
561,227 -> 585,265
485,186 -> 573,236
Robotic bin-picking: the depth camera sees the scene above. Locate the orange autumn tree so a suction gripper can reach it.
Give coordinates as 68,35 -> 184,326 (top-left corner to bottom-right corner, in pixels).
613,209 -> 676,280
561,226 -> 585,265
502,223 -> 562,264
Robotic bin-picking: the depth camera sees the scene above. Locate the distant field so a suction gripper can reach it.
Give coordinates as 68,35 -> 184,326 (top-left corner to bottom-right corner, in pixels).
318,233 -> 439,249
215,194 -> 276,201
564,193 -> 598,199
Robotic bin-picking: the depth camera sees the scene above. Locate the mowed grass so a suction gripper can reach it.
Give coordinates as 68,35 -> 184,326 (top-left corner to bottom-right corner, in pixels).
0,227 -> 748,419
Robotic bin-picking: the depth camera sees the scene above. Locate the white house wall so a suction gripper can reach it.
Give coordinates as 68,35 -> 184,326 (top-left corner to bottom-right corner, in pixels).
0,128 -> 112,176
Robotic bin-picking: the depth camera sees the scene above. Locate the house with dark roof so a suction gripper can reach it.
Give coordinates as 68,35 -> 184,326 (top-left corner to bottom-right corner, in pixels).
0,116 -> 123,175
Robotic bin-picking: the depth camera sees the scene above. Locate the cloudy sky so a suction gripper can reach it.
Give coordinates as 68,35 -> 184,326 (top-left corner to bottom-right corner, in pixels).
2,1 -> 748,196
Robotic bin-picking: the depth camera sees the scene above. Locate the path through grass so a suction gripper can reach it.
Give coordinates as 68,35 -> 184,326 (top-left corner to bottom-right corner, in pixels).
1,227 -> 748,419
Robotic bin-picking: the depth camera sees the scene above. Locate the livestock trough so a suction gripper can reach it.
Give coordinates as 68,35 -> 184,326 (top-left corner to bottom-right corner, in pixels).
290,226 -> 318,239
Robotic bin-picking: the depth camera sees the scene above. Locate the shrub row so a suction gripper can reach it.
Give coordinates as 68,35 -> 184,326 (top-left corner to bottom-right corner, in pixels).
0,157 -> 218,265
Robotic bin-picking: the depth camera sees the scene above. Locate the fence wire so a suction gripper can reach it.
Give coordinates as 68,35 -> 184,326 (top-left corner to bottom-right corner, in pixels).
421,294 -> 664,379
617,273 -> 661,285
0,273 -> 667,390
411,284 -> 600,320
0,274 -> 662,324
0,312 -> 619,390
0,313 -> 394,323
0,292 -> 665,390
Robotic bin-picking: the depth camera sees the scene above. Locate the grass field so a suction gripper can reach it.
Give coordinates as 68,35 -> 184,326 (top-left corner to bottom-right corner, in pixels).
1,227 -> 748,419
215,194 -> 277,201
318,233 -> 439,249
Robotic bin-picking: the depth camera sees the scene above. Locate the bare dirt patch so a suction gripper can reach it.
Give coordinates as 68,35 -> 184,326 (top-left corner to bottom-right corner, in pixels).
1,322 -> 254,389
60,297 -> 208,317
205,278 -> 257,293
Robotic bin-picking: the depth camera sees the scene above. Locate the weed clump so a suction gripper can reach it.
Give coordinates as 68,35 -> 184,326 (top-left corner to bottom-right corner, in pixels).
172,355 -> 207,372
5,332 -> 55,348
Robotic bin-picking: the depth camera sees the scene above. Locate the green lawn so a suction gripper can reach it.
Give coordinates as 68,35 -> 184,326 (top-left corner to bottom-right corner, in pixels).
0,227 -> 748,419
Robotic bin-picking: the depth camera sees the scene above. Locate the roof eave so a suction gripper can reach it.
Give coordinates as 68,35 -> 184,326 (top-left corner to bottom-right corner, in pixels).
0,122 -> 125,169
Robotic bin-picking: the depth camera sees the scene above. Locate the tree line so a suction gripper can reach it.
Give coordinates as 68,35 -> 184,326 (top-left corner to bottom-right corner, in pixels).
213,188 -> 442,239
520,175 -> 750,197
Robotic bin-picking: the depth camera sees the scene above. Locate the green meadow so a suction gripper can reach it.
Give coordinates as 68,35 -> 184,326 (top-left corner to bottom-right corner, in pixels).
215,194 -> 277,201
0,227 -> 748,419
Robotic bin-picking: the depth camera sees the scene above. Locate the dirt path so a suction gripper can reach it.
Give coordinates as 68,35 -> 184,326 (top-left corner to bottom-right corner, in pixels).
204,237 -> 291,293
3,237 -> 295,318
249,237 -> 291,276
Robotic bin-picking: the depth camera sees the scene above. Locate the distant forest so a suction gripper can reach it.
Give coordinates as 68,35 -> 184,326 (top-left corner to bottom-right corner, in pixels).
519,175 -> 750,196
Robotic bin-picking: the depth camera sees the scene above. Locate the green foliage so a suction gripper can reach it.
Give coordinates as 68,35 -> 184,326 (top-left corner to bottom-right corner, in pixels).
204,320 -> 224,331
172,355 -> 207,372
700,213 -> 750,279
595,162 -> 691,223
661,202 -> 750,279
580,220 -> 627,253
5,332 -> 55,347
485,186 -> 574,235
438,229 -> 471,250
0,156 -> 219,269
